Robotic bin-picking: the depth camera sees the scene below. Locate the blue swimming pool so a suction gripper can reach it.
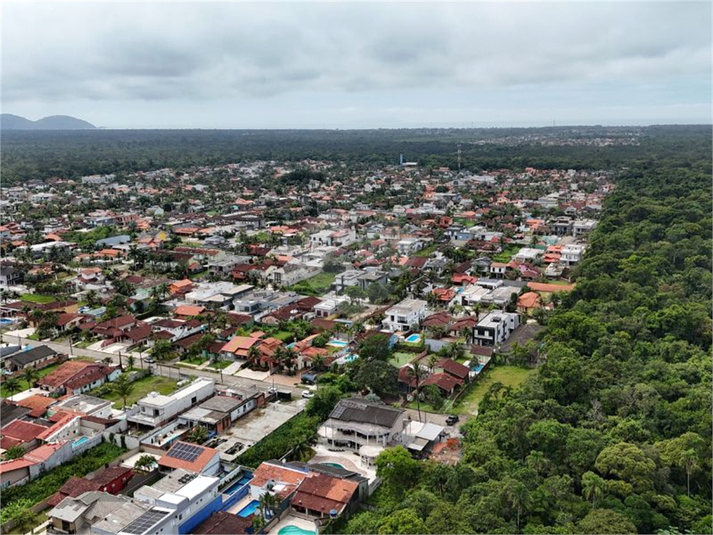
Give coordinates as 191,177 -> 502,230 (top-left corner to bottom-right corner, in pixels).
73,436 -> 90,447
0,318 -> 15,325
237,499 -> 260,518
405,334 -> 422,343
325,462 -> 345,470
328,339 -> 348,347
344,354 -> 358,362
473,363 -> 485,373
278,526 -> 316,535
224,475 -> 253,495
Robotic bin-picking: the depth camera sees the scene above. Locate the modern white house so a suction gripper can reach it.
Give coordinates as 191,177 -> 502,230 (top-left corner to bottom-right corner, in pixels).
396,238 -> 425,255
560,244 -> 586,266
572,219 -> 597,237
127,378 -> 215,428
314,295 -> 350,318
473,312 -> 520,346
383,299 -> 428,332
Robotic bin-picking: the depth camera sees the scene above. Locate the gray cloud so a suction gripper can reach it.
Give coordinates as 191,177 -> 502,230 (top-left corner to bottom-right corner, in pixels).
2,2 -> 710,127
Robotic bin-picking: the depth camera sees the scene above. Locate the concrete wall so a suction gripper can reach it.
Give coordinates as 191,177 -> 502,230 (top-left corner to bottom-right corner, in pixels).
178,494 -> 223,534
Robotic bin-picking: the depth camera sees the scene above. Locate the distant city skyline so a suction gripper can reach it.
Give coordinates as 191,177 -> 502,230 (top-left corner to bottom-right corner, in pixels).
3,2 -> 711,129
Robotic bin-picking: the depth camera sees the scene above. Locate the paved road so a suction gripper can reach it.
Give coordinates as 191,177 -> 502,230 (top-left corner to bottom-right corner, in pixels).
6,335 -> 305,396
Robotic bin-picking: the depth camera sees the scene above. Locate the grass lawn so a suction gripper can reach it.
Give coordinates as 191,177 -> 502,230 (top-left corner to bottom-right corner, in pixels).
445,365 -> 535,416
19,294 -> 56,304
182,355 -> 208,366
492,246 -> 520,263
99,375 -> 178,408
413,244 -> 438,257
209,360 -> 232,370
289,271 -> 337,296
273,330 -> 294,342
389,351 -> 416,367
0,362 -> 62,397
407,400 -> 444,413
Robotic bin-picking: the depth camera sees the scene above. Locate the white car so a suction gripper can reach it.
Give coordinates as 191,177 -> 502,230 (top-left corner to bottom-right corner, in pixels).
301,390 -> 315,399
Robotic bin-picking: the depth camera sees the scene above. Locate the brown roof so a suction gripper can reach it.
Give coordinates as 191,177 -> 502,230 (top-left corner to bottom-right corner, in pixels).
421,373 -> 461,392
90,465 -> 133,487
39,361 -> 114,389
293,473 -> 359,515
422,312 -> 453,328
193,512 -> 252,534
15,394 -> 56,417
470,345 -> 494,358
1,419 -> 49,442
47,477 -> 100,507
439,358 -> 470,379
251,462 -> 309,488
158,441 -> 219,473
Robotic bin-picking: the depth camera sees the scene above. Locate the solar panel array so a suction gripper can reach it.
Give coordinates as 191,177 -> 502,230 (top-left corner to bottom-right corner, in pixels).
167,442 -> 203,462
123,510 -> 169,535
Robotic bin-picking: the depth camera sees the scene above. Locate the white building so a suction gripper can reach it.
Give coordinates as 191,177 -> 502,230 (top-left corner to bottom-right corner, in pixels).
572,219 -> 597,237
127,378 -> 215,428
396,238 -> 425,255
383,299 -> 428,332
473,312 -> 520,346
561,244 -> 586,266
314,295 -> 350,318
318,398 -> 406,453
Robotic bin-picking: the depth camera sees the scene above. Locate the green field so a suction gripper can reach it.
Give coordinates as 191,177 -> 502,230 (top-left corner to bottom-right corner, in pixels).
98,375 -> 178,408
389,351 -> 416,367
446,365 -> 535,416
289,271 -> 337,296
19,294 -> 56,304
0,362 -> 63,398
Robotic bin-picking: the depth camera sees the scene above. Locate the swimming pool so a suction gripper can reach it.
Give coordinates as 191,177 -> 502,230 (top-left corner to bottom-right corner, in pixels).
473,363 -> 485,373
237,499 -> 260,518
278,526 -> 317,535
223,475 -> 253,495
404,334 -> 422,343
327,339 -> 348,348
324,462 -> 345,470
0,318 -> 15,325
73,436 -> 90,447
344,354 -> 358,362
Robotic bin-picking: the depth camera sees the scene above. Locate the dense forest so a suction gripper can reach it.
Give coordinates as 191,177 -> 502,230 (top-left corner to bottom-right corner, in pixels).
333,144 -> 712,534
1,125 -> 710,184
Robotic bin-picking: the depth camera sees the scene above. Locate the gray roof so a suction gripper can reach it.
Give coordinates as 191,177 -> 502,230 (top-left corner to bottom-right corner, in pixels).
328,398 -> 404,428
8,345 -> 57,366
96,235 -> 131,246
0,345 -> 21,359
199,395 -> 244,413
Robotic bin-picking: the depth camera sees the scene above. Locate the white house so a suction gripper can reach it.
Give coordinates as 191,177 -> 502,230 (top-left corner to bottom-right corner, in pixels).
383,299 -> 428,332
396,238 -> 425,255
127,378 -> 215,428
473,312 -> 520,346
561,244 -> 586,266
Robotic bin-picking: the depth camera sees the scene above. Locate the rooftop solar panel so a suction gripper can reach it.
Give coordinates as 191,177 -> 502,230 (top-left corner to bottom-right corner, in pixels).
166,442 -> 203,463
123,510 -> 169,535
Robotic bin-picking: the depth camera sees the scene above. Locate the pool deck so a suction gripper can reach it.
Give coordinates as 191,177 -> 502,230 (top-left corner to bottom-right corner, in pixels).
227,495 -> 255,515
308,444 -> 377,483
269,514 -> 317,535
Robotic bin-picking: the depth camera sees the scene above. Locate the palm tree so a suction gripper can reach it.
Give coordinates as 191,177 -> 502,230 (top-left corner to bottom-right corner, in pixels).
133,454 -> 158,474
312,354 -> 326,372
187,425 -> 208,444
427,354 -> 439,373
112,374 -> 135,409
581,471 -> 606,507
463,326 -> 475,345
248,344 -> 262,367
127,354 -> 136,370
503,478 -> 530,532
23,367 -> 39,389
3,377 -> 21,398
407,364 -> 428,422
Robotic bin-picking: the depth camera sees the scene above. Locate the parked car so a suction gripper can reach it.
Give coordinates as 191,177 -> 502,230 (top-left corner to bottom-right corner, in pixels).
445,414 -> 459,426
301,390 -> 315,399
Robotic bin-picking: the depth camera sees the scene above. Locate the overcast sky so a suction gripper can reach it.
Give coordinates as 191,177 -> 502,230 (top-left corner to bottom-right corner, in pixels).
2,1 -> 711,128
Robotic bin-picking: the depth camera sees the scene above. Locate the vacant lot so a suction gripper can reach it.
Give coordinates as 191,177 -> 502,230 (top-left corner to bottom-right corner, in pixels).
447,366 -> 535,416
99,375 -> 178,408
19,294 -> 56,304
289,272 -> 337,296
389,351 -> 416,367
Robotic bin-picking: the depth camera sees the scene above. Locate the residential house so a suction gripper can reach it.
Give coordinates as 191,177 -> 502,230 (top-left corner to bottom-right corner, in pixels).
318,398 -> 405,454
157,441 -> 221,476
127,378 -> 215,428
47,491 -> 136,535
47,466 -> 135,507
177,390 -> 262,435
38,361 -> 120,397
291,472 -> 360,520
560,244 -> 586,266
472,312 -> 520,346
383,299 -> 428,332
3,345 -> 60,373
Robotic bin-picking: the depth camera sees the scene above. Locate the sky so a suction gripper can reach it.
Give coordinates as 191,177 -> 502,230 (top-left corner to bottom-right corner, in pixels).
2,1 -> 711,129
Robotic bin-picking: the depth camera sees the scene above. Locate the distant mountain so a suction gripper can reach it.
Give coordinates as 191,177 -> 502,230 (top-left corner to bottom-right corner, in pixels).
1,113 -> 96,130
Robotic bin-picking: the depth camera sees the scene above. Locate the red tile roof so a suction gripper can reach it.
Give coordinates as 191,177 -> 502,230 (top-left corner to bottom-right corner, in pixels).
439,358 -> 470,380
251,462 -> 308,488
1,419 -> 49,442
15,395 -> 56,418
293,473 -> 359,515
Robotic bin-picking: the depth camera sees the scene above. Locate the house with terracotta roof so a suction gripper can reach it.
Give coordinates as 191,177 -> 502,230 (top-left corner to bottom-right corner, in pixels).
0,419 -> 48,451
14,393 -> 57,418
157,441 -> 221,476
46,465 -> 134,507
249,460 -> 310,502
517,291 -> 542,314
38,360 -> 121,396
291,472 -> 360,519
